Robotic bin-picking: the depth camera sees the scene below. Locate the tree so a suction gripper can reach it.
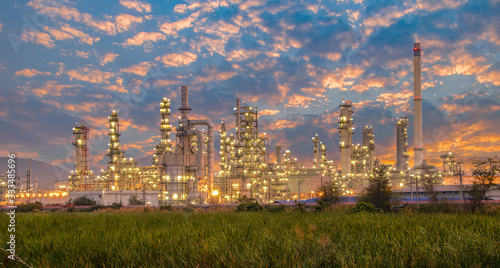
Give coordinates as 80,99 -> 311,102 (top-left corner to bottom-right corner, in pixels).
128,194 -> 144,206
359,166 -> 393,212
316,180 -> 341,204
71,195 -> 96,206
468,158 -> 499,212
419,164 -> 440,204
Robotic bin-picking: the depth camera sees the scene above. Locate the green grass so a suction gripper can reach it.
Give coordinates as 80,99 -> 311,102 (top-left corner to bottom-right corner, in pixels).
1,211 -> 499,267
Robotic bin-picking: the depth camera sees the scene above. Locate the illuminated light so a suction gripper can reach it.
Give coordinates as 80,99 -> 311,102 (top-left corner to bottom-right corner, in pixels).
49,193 -> 53,197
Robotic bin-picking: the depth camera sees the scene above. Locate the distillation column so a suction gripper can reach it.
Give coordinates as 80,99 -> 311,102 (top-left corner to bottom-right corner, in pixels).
71,122 -> 90,190
395,117 -> 409,171
312,134 -> 320,169
153,98 -> 172,165
362,125 -> 375,173
107,111 -> 122,189
413,42 -> 423,167
338,100 -> 354,175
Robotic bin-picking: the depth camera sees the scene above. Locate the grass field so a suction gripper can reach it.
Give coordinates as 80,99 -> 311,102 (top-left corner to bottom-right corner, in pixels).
1,210 -> 500,267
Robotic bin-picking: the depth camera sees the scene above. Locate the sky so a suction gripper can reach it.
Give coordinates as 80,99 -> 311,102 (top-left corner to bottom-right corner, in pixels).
0,0 -> 499,175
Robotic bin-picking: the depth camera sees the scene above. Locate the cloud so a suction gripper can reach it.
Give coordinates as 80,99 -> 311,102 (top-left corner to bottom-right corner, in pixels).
21,30 -> 55,48
42,23 -> 100,45
0,22 -> 3,32
174,4 -> 187,13
155,52 -> 197,67
416,0 -> 463,12
100,53 -> 119,65
120,61 -> 151,76
260,109 -> 280,116
123,32 -> 166,46
30,80 -> 83,97
119,0 -> 151,13
74,50 -> 90,58
67,67 -> 114,84
478,70 -> 500,86
226,50 -> 261,61
286,94 -> 317,108
116,14 -> 143,32
28,0 -> 117,35
159,11 -> 200,36
15,68 -> 51,77
103,77 -> 128,93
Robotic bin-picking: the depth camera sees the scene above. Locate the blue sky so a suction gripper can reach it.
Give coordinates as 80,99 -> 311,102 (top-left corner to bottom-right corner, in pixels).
0,0 -> 499,173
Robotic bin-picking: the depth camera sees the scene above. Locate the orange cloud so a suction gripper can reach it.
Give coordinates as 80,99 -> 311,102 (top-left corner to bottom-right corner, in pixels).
67,67 -> 114,84
15,68 -> 51,77
104,77 -> 128,93
478,70 -> 500,86
226,49 -> 261,61
376,89 -> 413,110
286,94 -> 316,108
100,53 -> 119,65
274,119 -> 300,129
120,61 -> 151,76
43,24 -> 100,45
195,71 -> 236,83
159,11 -> 199,35
260,109 -> 280,116
416,0 -> 463,12
156,52 -> 197,67
119,0 -> 151,13
351,76 -> 391,93
116,14 -> 143,32
21,30 -> 55,48
31,80 -> 82,97
123,32 -> 166,46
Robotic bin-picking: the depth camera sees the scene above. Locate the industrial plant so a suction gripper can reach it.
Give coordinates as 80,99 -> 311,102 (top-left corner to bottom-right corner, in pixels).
4,42 -> 481,206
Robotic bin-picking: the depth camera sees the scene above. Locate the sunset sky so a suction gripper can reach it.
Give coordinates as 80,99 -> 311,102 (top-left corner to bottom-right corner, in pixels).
0,0 -> 499,173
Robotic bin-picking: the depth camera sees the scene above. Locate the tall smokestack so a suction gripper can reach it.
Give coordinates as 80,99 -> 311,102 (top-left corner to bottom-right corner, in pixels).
413,43 -> 423,167
178,86 -> 192,122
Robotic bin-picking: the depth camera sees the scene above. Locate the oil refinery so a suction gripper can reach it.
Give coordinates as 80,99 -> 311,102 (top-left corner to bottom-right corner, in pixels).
54,42 -> 464,205
3,42 -> 476,206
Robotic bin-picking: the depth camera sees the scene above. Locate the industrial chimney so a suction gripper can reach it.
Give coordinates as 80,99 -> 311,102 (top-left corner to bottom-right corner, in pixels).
413,43 -> 423,167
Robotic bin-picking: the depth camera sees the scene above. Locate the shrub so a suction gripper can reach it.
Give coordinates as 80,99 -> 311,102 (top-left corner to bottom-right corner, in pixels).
16,201 -> 43,212
263,204 -> 286,212
349,202 -> 380,213
71,196 -> 96,206
128,195 -> 144,206
109,202 -> 123,209
182,206 -> 196,213
160,205 -> 174,211
313,199 -> 331,212
237,202 -> 263,212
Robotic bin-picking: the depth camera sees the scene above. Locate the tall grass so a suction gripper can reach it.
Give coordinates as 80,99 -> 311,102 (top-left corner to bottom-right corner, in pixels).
1,211 -> 499,267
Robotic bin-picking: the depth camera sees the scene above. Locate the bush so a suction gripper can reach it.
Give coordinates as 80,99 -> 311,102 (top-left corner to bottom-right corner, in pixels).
294,201 -> 305,212
237,202 -> 263,212
182,206 -> 196,213
71,196 -> 96,206
263,204 -> 286,212
66,207 -> 76,213
349,202 -> 380,213
16,201 -> 43,212
313,199 -> 331,212
160,205 -> 174,211
128,195 -> 144,206
109,202 -> 123,209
